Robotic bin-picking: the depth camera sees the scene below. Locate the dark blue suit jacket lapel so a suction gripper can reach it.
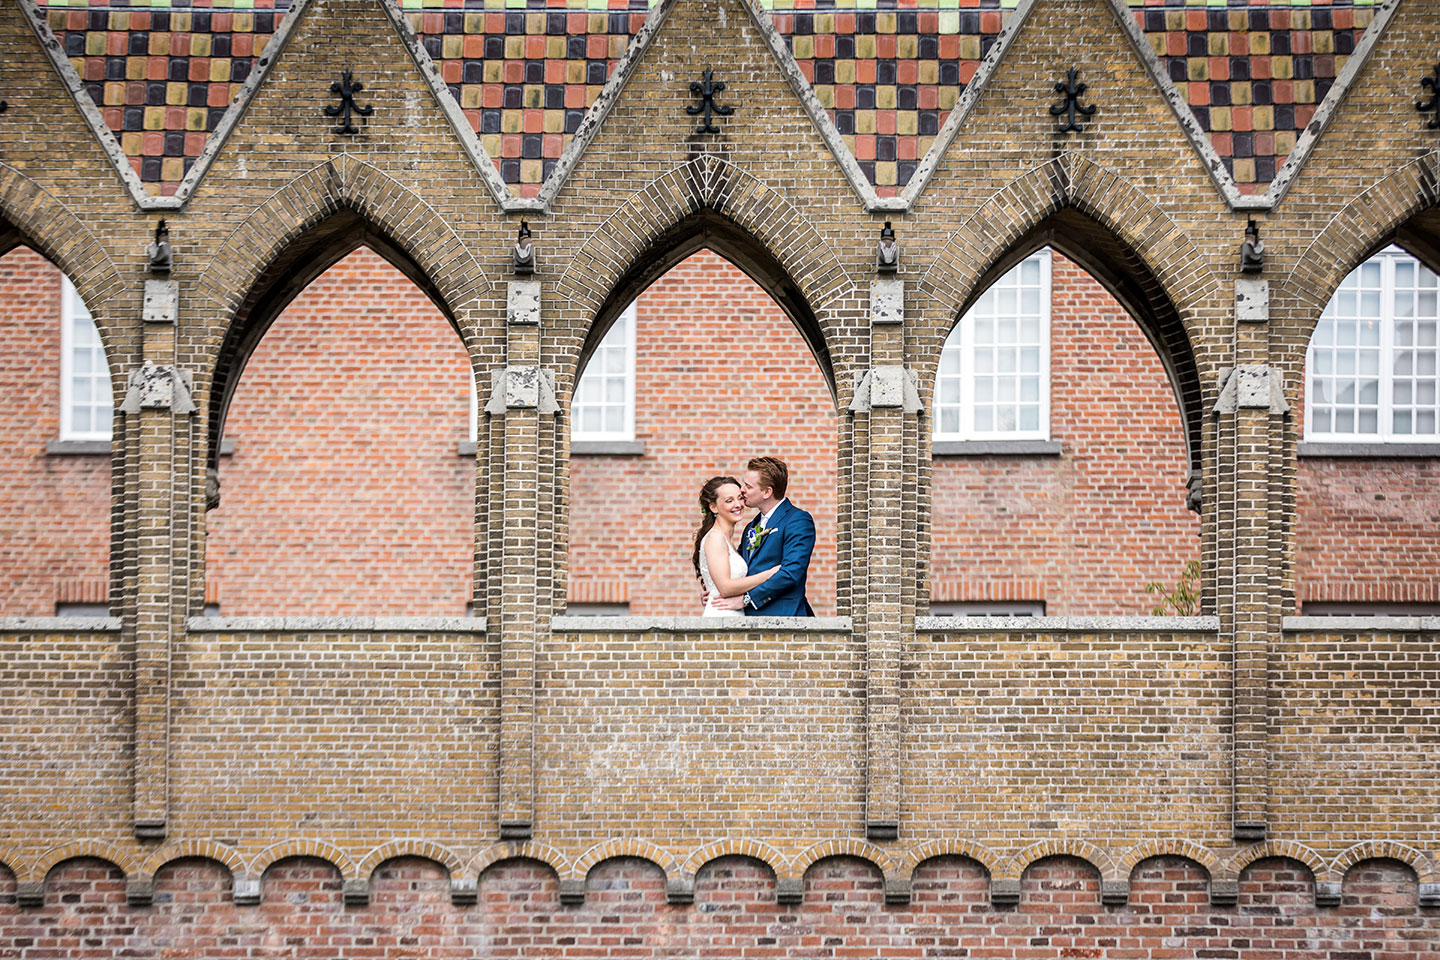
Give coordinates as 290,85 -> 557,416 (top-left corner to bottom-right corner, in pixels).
751,500 -> 792,563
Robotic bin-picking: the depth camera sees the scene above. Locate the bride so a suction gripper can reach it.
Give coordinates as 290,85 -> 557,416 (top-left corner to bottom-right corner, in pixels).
693,476 -> 780,617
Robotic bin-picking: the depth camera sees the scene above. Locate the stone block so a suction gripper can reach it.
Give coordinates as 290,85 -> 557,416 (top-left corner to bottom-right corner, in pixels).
1313,881 -> 1342,907
558,878 -> 587,905
989,878 -> 1021,907
1234,278 -> 1268,323
665,875 -> 695,904
507,280 -> 541,325
775,877 -> 805,905
1100,879 -> 1129,906
126,877 -> 155,906
342,878 -> 370,906
142,279 -> 178,324
233,878 -> 262,906
1210,879 -> 1238,906
870,277 -> 903,325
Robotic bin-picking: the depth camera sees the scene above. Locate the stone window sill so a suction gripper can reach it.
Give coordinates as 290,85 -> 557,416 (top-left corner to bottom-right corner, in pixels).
458,440 -> 647,456
47,438 -> 237,456
1298,442 -> 1440,458
933,440 -> 1063,457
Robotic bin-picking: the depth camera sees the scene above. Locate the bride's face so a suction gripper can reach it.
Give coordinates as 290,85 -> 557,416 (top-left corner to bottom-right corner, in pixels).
711,483 -> 746,525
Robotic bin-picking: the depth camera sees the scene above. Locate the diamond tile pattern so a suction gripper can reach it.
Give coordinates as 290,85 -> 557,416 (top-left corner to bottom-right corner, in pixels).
1128,0 -> 1376,194
39,0 -> 295,196
33,0 -> 1387,199
406,1 -> 649,199
773,3 -> 1011,196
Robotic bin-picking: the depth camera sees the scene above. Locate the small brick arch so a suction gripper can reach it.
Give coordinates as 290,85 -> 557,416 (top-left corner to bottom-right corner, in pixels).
679,838 -> 786,879
250,838 -> 358,883
899,838 -> 1003,880
568,837 -> 680,882
1226,840 -> 1326,883
139,839 -> 246,882
790,838 -> 896,883
553,154 -> 861,403
357,839 -> 465,882
1330,841 -> 1435,886
0,844 -> 24,883
998,838 -> 1115,885
1116,838 -> 1220,881
1285,149 -> 1440,334
468,840 -> 567,882
31,840 -> 139,888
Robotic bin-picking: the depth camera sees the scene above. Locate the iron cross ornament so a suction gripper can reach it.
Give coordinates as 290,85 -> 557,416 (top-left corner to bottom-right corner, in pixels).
1418,63 -> 1440,130
687,68 -> 734,134
325,70 -> 374,135
1050,68 -> 1096,133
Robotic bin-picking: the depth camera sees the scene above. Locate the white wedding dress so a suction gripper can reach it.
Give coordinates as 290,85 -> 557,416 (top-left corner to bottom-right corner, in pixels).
699,533 -> 748,618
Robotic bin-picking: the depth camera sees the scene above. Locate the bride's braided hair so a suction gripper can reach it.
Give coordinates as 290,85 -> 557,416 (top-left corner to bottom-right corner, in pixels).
692,475 -> 741,580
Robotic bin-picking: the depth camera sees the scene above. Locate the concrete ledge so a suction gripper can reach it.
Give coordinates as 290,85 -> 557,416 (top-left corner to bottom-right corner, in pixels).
1299,441 -> 1440,458
917,616 -> 1220,633
932,440 -> 1063,456
1314,881 -> 1342,907
0,616 -> 122,633
456,440 -> 477,456
775,877 -> 805,905
550,616 -> 854,633
1209,879 -> 1238,907
187,616 -> 489,634
572,439 -> 646,456
1283,616 -> 1439,632
45,439 -> 111,455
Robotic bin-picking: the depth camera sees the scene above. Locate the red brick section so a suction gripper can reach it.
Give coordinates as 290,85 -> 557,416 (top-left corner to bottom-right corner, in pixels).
0,855 -> 1433,957
1,244 -> 1436,615
569,248 -> 839,616
0,247 -> 110,616
932,253 -> 1201,615
203,247 -> 475,615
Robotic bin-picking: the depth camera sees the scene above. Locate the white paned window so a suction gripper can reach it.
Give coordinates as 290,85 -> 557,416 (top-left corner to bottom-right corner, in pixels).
1307,247 -> 1440,443
934,249 -> 1051,441
573,303 -> 636,442
60,277 -> 112,441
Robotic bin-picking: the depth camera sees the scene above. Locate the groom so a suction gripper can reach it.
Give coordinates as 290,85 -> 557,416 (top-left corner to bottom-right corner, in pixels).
709,456 -> 816,617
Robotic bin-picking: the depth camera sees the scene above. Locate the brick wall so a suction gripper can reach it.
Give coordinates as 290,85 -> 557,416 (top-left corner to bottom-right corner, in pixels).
0,247 -> 110,615
1,854 -> 1432,957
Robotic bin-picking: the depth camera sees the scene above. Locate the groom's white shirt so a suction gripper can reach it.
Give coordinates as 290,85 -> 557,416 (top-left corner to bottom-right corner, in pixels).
757,498 -> 788,531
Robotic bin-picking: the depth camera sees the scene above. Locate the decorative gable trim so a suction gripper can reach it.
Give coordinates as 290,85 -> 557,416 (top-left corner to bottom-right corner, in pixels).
19,0 -> 312,211
1107,0 -> 1402,212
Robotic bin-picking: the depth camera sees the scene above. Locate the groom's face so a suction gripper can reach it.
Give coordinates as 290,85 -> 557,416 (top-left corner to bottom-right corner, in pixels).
741,471 -> 773,511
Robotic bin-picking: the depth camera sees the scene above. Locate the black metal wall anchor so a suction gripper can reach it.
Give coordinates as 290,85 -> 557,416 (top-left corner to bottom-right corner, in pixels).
686,68 -> 733,134
325,70 -> 373,135
1418,63 -> 1440,130
1050,68 -> 1096,133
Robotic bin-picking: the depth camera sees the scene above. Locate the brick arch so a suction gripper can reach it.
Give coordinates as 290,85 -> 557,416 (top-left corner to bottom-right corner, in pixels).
357,839 -> 465,882
139,839 -> 246,883
250,838 -> 358,882
1330,841 -> 1434,886
569,838 -> 680,882
998,839 -> 1114,884
1226,840 -> 1326,883
32,840 -> 139,886
0,844 -> 23,884
468,840 -> 567,882
916,155 -> 1214,478
899,838 -> 1003,880
0,162 -> 127,367
1116,838 -> 1220,881
790,838 -> 896,883
553,155 -> 860,405
680,839 -> 786,879
195,154 -> 493,475
1284,150 -> 1440,339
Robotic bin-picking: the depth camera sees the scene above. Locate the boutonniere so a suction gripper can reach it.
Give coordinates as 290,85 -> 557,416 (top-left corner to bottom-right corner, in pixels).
746,525 -> 774,552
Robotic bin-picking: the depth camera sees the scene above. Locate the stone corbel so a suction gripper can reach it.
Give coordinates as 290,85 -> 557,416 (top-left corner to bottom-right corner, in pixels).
119,360 -> 196,414
849,365 -> 923,413
1213,364 -> 1288,415
483,366 -> 558,415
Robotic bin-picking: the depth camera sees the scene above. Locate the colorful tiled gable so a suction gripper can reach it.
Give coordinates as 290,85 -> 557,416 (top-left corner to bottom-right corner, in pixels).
404,0 -> 649,199
37,0 -> 295,197
1127,0 -> 1378,194
772,2 -> 1013,196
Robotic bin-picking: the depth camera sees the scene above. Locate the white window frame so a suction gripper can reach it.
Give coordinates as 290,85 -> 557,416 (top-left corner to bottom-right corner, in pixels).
934,248 -> 1052,442
59,276 -> 112,442
572,302 -> 637,443
1305,245 -> 1440,445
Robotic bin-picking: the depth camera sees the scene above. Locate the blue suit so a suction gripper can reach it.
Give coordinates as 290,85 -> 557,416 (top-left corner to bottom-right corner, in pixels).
740,499 -> 816,617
